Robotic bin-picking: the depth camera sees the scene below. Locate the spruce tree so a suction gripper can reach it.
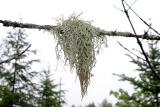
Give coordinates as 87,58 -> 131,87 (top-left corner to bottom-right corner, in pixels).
0,28 -> 39,107
38,68 -> 65,107
99,99 -> 112,107
111,41 -> 160,107
85,102 -> 96,107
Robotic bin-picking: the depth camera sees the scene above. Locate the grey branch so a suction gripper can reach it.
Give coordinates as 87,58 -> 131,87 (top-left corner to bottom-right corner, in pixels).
0,19 -> 160,40
0,20 -> 54,30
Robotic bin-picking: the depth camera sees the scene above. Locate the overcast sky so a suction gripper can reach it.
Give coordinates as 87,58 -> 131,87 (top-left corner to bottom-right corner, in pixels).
0,0 -> 160,106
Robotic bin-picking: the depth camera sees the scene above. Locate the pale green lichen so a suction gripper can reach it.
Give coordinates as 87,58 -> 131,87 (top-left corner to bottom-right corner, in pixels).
50,15 -> 107,97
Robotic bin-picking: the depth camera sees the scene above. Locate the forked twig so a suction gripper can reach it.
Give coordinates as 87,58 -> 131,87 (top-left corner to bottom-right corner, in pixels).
121,0 -> 160,80
121,0 -> 160,106
123,0 -> 160,35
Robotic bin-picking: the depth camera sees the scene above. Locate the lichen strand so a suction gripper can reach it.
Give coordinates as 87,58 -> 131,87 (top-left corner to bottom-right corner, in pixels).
51,15 -> 107,97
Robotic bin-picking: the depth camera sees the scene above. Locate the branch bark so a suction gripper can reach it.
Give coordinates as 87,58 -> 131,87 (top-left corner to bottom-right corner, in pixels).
0,20 -> 54,30
0,19 -> 160,40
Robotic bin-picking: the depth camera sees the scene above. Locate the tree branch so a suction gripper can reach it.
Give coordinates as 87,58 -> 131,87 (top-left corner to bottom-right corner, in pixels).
123,1 -> 160,35
117,41 -> 146,61
121,0 -> 160,80
0,44 -> 31,64
0,20 -> 55,30
1,19 -> 160,40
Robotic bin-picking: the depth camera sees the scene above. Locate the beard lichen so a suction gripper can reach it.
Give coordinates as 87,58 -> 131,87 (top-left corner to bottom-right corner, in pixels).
50,15 -> 107,97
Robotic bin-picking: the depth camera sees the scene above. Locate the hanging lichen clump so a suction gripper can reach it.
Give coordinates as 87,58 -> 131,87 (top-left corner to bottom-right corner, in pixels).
50,15 -> 107,97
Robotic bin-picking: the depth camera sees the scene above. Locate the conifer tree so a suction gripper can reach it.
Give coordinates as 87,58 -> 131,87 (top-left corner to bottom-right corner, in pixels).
0,28 -> 39,107
85,102 -> 96,107
99,99 -> 112,107
38,68 -> 65,107
111,41 -> 160,107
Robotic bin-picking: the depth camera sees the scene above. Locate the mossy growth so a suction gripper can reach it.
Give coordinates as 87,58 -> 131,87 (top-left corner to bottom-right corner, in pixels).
50,15 -> 107,97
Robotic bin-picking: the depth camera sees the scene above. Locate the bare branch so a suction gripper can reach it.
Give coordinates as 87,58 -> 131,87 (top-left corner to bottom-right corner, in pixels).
117,41 -> 146,61
100,30 -> 160,40
0,20 -> 54,30
121,0 -> 160,80
113,5 -> 124,12
1,19 -> 160,40
123,1 -> 160,35
126,0 -> 138,11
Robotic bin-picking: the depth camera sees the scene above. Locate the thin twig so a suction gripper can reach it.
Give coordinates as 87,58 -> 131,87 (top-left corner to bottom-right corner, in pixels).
117,41 -> 146,61
126,0 -> 138,11
123,1 -> 160,35
113,5 -> 124,12
121,0 -> 160,80
122,1 -> 160,106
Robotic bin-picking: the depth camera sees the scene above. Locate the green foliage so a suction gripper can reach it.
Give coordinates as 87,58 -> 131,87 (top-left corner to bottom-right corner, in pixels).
86,102 -> 96,107
38,69 -> 65,107
0,28 -> 66,107
51,15 -> 107,97
0,28 -> 38,107
110,89 -> 140,107
111,41 -> 160,107
84,99 -> 113,107
99,99 -> 112,107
